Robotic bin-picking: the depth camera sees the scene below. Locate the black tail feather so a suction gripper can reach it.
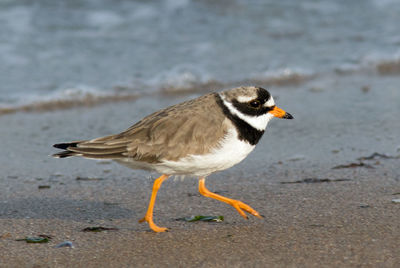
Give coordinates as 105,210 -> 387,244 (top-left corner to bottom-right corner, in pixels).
53,142 -> 79,150
52,140 -> 126,159
52,151 -> 77,158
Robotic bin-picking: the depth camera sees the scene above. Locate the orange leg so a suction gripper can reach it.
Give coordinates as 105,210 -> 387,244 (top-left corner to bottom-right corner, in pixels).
139,174 -> 170,232
198,177 -> 262,219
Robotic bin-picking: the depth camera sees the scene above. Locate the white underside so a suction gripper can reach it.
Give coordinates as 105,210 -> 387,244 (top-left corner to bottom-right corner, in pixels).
117,128 -> 255,177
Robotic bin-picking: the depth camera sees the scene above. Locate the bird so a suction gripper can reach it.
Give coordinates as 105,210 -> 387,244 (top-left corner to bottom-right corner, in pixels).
53,86 -> 293,232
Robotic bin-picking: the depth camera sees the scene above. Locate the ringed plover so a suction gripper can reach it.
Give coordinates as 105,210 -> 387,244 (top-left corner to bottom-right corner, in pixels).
53,86 -> 293,232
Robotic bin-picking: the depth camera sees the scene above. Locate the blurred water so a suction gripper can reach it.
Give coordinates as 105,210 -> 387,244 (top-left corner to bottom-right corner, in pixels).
1,0 -> 400,107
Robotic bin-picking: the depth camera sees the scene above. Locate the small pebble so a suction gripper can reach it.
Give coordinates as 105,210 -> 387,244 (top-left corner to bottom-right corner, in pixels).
391,199 -> 400,204
55,241 -> 74,248
361,86 -> 370,93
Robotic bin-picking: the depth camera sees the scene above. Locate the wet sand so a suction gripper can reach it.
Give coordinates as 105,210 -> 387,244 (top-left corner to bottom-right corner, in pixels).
1,73 -> 399,267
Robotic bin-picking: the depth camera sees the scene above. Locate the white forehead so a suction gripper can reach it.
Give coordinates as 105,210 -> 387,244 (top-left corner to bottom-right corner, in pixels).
236,95 -> 256,102
236,94 -> 275,107
265,96 -> 275,107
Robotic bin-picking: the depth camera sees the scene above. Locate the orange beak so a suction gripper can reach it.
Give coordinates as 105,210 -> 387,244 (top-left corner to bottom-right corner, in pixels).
269,106 -> 293,119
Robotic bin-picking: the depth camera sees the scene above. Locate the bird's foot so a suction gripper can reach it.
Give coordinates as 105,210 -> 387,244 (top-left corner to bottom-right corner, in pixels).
230,200 -> 263,220
139,216 -> 168,232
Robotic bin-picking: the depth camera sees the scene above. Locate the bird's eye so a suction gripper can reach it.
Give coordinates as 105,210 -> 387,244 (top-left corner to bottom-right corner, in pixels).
249,100 -> 261,108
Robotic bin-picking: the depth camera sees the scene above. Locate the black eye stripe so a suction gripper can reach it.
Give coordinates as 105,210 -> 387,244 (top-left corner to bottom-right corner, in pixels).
222,87 -> 274,117
249,100 -> 261,108
232,99 -> 273,116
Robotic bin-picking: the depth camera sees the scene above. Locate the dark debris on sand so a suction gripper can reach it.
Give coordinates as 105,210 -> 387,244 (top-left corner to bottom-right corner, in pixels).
281,178 -> 350,184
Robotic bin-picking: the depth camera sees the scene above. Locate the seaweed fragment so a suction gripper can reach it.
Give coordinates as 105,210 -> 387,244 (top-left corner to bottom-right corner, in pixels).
176,215 -> 224,222
81,226 -> 118,232
357,153 -> 399,161
332,162 -> 374,169
281,178 -> 350,184
76,176 -> 104,181
16,234 -> 52,243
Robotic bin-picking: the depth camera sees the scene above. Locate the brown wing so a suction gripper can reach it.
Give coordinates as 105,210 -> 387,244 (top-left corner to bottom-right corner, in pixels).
53,93 -> 229,162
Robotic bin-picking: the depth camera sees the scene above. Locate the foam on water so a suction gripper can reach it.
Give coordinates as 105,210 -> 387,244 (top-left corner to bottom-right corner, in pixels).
146,65 -> 213,91
251,68 -> 315,85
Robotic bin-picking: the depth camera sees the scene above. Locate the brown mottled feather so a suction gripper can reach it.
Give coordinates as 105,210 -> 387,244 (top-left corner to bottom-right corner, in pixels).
53,93 -> 228,163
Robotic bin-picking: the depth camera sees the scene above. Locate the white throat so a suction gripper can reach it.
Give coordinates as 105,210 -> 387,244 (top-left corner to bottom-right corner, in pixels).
219,94 -> 274,131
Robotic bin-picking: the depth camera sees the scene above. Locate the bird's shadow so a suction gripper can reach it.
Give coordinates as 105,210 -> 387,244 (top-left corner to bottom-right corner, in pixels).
0,197 -> 135,221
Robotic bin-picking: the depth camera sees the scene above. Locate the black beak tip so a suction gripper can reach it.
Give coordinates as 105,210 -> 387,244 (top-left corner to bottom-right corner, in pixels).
284,113 -> 294,119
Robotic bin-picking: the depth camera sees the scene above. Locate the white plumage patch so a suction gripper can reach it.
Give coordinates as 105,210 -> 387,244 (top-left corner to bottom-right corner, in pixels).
265,96 -> 275,107
156,128 -> 255,177
236,95 -> 256,102
220,94 -> 275,131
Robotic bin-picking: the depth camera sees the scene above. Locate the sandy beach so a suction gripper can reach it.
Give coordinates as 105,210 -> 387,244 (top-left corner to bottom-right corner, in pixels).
0,72 -> 399,267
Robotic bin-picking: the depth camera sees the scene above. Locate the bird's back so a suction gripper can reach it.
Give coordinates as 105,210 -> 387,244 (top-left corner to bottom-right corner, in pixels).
53,93 -> 229,164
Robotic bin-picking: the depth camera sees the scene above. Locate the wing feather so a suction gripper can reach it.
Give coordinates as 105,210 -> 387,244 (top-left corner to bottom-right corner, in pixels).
53,93 -> 228,163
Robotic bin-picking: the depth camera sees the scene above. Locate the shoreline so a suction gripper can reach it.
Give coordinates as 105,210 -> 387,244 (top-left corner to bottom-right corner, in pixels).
3,59 -> 400,117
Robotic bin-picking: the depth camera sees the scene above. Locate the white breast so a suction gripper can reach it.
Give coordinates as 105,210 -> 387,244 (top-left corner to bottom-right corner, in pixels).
156,128 -> 255,177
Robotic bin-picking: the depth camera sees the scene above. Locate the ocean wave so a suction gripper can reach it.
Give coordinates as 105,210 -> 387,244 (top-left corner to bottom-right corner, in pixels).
249,68 -> 316,86
375,59 -> 400,75
360,51 -> 400,75
4,58 -> 399,116
334,63 -> 365,75
0,86 -> 138,116
0,67 -> 318,115
145,65 -> 215,93
332,51 -> 400,76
